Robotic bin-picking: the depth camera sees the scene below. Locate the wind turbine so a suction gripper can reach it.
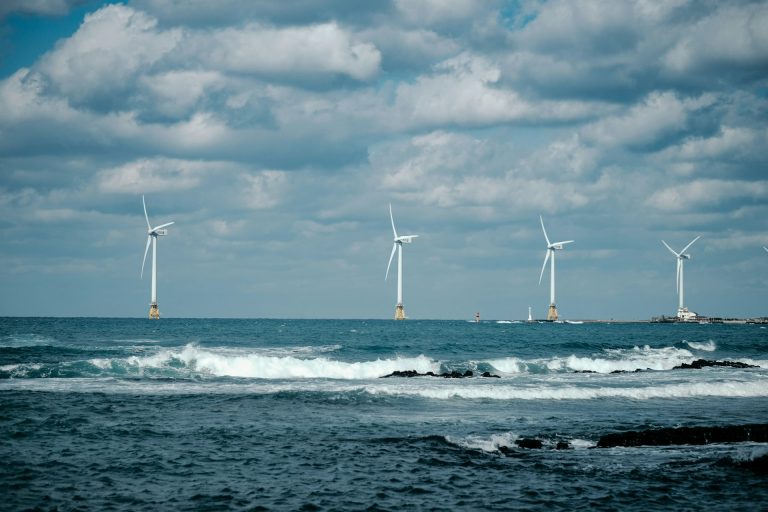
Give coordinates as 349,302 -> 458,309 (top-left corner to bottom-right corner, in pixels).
538,216 -> 574,321
141,195 -> 174,319
661,236 -> 700,320
385,204 -> 418,320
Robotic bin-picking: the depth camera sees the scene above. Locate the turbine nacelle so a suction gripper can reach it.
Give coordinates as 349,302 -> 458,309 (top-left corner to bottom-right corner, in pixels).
396,235 -> 418,244
549,241 -> 573,251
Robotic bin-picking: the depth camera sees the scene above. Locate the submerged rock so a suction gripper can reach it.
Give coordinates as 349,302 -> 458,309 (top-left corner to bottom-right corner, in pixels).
673,359 -> 759,370
596,424 -> 768,448
380,369 -> 500,378
515,438 -> 543,449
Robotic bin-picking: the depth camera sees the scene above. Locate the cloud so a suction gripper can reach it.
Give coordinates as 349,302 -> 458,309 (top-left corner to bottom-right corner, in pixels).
35,4 -> 182,110
0,0 -> 86,19
662,3 -> 768,78
394,0 -> 490,26
239,171 -> 289,210
96,158 -> 207,193
581,91 -> 714,149
646,179 -> 768,212
189,22 -> 381,81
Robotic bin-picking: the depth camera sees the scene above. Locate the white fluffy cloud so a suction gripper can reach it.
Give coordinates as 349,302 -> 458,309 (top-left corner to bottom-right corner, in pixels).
646,179 -> 768,212
191,22 -> 381,80
662,3 -> 768,75
35,5 -> 182,107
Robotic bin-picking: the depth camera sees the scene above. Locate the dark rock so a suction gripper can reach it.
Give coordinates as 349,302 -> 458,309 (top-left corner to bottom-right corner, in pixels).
673,359 -> 759,370
556,441 -> 571,450
515,438 -> 543,449
380,369 -> 480,379
738,454 -> 768,474
481,371 -> 501,378
498,445 -> 514,455
381,370 -> 421,378
597,423 -> 768,448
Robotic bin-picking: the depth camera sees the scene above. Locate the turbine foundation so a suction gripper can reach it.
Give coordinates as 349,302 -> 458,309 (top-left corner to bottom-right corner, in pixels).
149,303 -> 160,320
395,304 -> 406,320
547,303 -> 558,322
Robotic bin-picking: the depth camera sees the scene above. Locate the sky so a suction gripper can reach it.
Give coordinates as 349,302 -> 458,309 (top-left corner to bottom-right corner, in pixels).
0,0 -> 767,320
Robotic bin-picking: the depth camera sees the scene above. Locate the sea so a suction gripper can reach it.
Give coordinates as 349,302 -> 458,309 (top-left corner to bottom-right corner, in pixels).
1,317 -> 767,511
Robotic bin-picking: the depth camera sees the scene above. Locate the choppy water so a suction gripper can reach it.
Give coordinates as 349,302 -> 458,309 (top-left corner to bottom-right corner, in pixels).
2,318 -> 767,510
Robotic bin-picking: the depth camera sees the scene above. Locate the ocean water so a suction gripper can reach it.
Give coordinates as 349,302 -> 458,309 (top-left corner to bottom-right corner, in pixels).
1,317 -> 767,511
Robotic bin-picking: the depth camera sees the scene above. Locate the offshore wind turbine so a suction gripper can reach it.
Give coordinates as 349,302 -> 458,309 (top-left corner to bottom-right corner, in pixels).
141,195 -> 174,319
661,236 -> 700,320
385,204 -> 418,320
538,216 -> 574,321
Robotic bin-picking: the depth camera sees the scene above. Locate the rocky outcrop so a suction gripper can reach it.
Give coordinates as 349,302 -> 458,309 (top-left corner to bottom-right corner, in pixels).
673,359 -> 759,370
596,424 -> 768,448
380,370 -> 500,378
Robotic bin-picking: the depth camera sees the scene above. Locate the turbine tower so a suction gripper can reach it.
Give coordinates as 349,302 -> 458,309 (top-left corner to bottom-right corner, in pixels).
661,236 -> 700,320
538,216 -> 574,321
141,195 -> 174,319
385,204 -> 418,320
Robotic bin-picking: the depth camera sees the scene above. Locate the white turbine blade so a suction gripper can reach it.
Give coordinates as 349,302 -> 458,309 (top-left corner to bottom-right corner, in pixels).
142,195 -> 151,230
764,246 -> 768,253
539,215 -> 551,246
554,240 -> 574,246
385,243 -> 397,281
389,204 -> 398,239
152,221 -> 175,231
680,235 -> 701,255
141,236 -> 151,279
538,250 -> 551,285
661,240 -> 679,257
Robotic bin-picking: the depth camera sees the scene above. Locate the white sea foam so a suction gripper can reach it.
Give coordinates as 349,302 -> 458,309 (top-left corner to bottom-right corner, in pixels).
685,340 -> 716,351
487,357 -> 524,374
445,432 -> 519,453
365,380 -> 768,400
3,374 -> 767,401
0,334 -> 56,347
490,345 -> 698,374
92,344 -> 438,380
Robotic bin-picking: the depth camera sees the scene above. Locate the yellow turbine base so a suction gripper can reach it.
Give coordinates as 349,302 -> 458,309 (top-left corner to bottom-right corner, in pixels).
149,304 -> 160,320
395,304 -> 406,320
547,304 -> 558,322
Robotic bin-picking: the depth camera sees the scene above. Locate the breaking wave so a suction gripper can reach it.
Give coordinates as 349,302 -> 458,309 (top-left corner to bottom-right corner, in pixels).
489,345 -> 699,374
86,344 -> 438,380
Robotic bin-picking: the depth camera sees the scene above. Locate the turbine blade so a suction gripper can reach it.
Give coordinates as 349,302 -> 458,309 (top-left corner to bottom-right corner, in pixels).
389,204 -> 398,239
538,250 -> 551,285
680,235 -> 701,255
554,240 -> 574,246
142,195 -> 151,230
153,221 -> 175,231
539,215 -> 551,246
661,240 -> 679,257
385,243 -> 397,281
141,236 -> 151,279
764,246 -> 768,253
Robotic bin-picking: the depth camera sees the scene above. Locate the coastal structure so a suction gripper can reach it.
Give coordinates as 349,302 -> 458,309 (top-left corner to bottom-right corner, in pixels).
537,216 -> 574,321
661,236 -> 701,320
385,204 -> 418,320
141,195 -> 174,319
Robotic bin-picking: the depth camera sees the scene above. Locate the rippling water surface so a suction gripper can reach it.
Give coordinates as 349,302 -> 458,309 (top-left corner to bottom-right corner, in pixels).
2,318 -> 767,510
